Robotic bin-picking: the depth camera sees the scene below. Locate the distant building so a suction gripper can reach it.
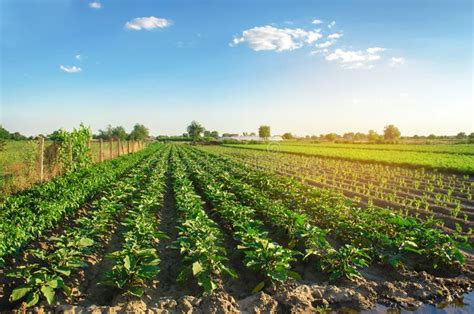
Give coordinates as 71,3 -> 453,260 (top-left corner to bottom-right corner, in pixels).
220,135 -> 283,142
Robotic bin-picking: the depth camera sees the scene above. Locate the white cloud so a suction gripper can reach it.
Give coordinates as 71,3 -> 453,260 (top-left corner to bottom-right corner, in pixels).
327,33 -> 343,39
60,65 -> 82,73
125,16 -> 172,31
390,57 -> 405,67
315,40 -> 335,48
352,98 -> 360,104
89,2 -> 102,9
312,19 -> 323,24
325,48 -> 384,69
231,26 -> 322,52
328,21 -> 336,28
366,47 -> 385,54
75,54 -> 82,60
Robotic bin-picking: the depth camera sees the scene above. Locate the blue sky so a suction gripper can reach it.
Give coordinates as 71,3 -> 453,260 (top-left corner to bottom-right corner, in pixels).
1,0 -> 472,136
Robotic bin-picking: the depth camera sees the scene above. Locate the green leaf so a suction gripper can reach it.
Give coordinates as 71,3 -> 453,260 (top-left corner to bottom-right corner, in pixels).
124,255 -> 131,271
252,281 -> 265,293
62,284 -> 72,297
78,237 -> 94,247
41,285 -> 55,305
192,261 -> 203,276
128,286 -> 145,297
55,267 -> 71,276
10,287 -> 31,302
47,279 -> 62,289
25,292 -> 40,307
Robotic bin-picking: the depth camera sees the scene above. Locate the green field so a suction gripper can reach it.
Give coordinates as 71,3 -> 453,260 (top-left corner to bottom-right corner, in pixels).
1,143 -> 472,313
225,143 -> 474,174
283,141 -> 474,155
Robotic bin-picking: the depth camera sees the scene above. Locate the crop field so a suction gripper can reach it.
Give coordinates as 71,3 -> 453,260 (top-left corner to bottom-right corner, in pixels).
0,143 -> 473,313
225,143 -> 474,174
209,145 -> 474,242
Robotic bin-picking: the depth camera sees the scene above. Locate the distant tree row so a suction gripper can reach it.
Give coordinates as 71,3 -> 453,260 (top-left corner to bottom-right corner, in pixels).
92,124 -> 150,141
0,125 -> 28,140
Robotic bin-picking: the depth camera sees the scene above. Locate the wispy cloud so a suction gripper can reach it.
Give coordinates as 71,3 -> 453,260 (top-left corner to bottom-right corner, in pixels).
315,40 -> 335,49
325,48 -> 384,69
328,21 -> 336,29
75,54 -> 82,61
312,19 -> 323,24
231,26 -> 322,52
88,2 -> 102,9
125,16 -> 172,31
327,33 -> 343,39
60,65 -> 82,73
389,57 -> 405,67
367,47 -> 385,54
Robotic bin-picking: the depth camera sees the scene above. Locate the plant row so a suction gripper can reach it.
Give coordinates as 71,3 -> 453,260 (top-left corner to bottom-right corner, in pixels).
0,144 -> 162,265
190,146 -> 469,271
101,146 -> 169,297
225,143 -> 474,174
176,147 -> 298,291
169,148 -> 236,293
6,146 -> 167,308
205,146 -> 473,234
180,147 -> 371,282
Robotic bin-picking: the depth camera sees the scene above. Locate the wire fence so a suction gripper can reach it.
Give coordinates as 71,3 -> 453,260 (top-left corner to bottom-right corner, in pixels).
0,139 -> 146,198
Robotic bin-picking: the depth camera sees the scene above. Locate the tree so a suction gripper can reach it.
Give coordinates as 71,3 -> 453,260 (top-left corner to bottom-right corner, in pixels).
383,125 -> 401,142
354,132 -> 367,141
0,126 -> 10,139
324,133 -> 337,141
282,132 -> 294,140
0,126 -> 27,140
427,134 -> 437,139
9,132 -> 25,140
210,131 -> 219,138
468,133 -> 474,144
48,129 -> 64,141
112,126 -> 128,140
343,132 -> 355,142
128,124 -> 149,141
96,125 -> 114,140
187,121 -> 205,143
368,130 -> 380,143
258,125 -> 271,140
456,132 -> 467,139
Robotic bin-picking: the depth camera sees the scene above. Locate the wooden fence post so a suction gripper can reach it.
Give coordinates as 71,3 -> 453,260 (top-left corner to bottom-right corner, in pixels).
109,139 -> 113,159
100,139 -> 104,162
39,137 -> 44,182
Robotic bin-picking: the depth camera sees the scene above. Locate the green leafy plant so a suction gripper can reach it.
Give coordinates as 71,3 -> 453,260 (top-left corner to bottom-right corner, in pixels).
319,245 -> 370,281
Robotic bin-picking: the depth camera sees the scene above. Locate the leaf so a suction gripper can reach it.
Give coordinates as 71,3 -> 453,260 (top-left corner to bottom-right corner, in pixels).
48,278 -> 63,289
128,286 -> 145,297
78,238 -> 94,247
192,261 -> 203,276
41,285 -> 55,304
55,267 -> 71,276
10,287 -> 31,302
62,284 -> 72,297
124,255 -> 131,271
25,292 -> 40,307
252,281 -> 265,293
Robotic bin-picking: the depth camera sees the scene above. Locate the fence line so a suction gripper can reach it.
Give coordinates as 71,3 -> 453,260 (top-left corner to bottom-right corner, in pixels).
1,139 -> 147,197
